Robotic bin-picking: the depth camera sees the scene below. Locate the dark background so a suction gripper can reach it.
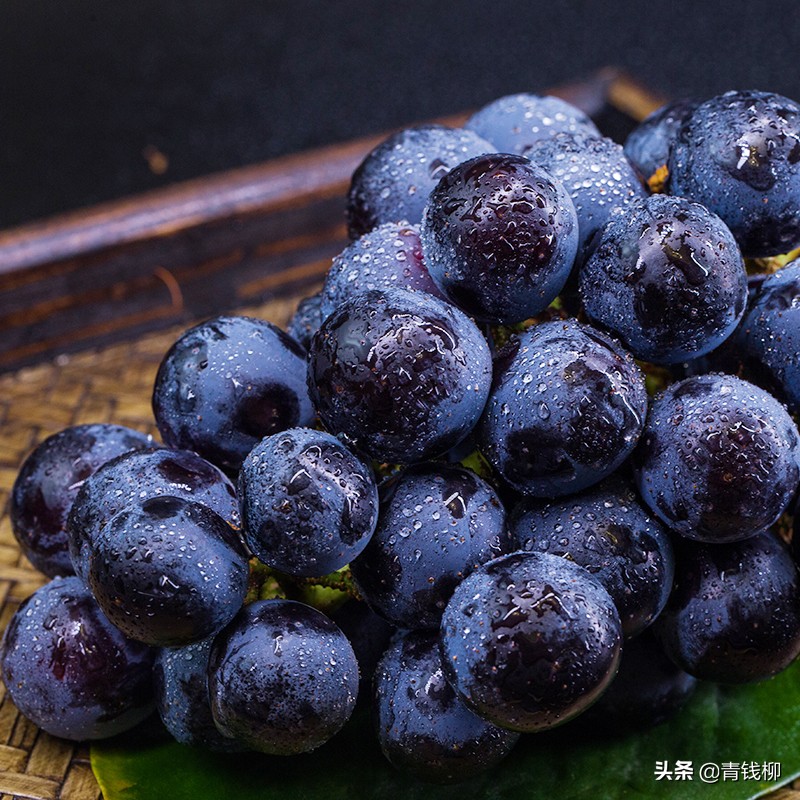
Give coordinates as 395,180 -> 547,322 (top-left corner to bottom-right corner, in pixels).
4,0 -> 800,229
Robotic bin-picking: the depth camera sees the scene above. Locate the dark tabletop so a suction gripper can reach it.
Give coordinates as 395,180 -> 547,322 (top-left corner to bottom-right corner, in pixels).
3,0 -> 800,229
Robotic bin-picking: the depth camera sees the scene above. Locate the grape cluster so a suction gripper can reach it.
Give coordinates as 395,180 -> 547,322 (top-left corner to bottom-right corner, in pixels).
4,87 -> 800,785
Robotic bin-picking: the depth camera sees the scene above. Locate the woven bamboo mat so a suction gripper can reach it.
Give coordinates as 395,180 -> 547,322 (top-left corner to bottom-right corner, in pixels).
0,294 -> 301,800
0,290 -> 798,800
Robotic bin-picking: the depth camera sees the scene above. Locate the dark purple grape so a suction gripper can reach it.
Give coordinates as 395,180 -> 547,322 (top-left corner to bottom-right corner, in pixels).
374,630 -> 518,783
346,125 -> 494,239
526,132 -> 646,259
440,551 -> 622,732
669,90 -> 800,257
287,292 -> 323,351
329,599 -> 394,691
307,288 -> 492,464
10,424 -> 153,577
238,427 -> 378,576
676,271 -> 768,379
510,475 -> 674,638
320,221 -> 444,318
579,194 -> 748,365
623,99 -> 699,181
154,637 -> 243,751
421,153 -> 578,323
577,629 -> 697,733
653,531 -> 800,683
465,93 -> 600,157
739,259 -> 800,412
67,447 -> 239,584
152,315 -> 315,473
87,496 -> 249,647
208,599 -> 358,755
350,463 -> 511,629
634,374 -> 800,543
478,320 -> 647,497
0,576 -> 154,740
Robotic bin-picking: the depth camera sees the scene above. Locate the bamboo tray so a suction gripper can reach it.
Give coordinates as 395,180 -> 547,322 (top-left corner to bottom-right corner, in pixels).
1,68 -> 796,800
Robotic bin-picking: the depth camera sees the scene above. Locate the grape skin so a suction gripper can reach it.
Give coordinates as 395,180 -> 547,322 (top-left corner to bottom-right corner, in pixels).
307,287 -> 492,464
374,630 -> 519,783
440,551 -> 622,733
0,576 -> 154,741
10,424 -> 153,578
478,319 -> 647,497
633,374 -> 800,543
510,475 -> 674,638
238,427 -> 378,577
350,463 -> 511,629
153,315 -> 315,473
421,153 -> 578,324
207,599 -> 358,755
88,496 -> 249,647
67,447 -> 240,584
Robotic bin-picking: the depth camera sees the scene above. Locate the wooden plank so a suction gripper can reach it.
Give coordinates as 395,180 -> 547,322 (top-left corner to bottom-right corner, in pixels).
0,69 -> 665,373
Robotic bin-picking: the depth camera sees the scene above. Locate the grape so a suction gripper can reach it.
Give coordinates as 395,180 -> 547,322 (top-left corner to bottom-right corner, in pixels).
346,125 -> 493,239
238,427 -> 378,576
421,153 -> 578,323
576,629 -> 697,733
208,599 -> 358,755
350,463 -> 511,629
440,551 -> 621,732
0,576 -> 154,741
87,496 -> 249,647
653,531 -> 800,683
579,194 -> 748,365
320,221 -> 444,319
633,374 -> 800,543
526,132 -> 646,259
623,99 -> 698,181
287,292 -> 323,351
153,315 -> 315,473
307,287 -> 492,463
669,90 -> 800,257
10,424 -> 153,577
740,259 -> 800,412
67,447 -> 239,584
373,630 -> 518,783
154,637 -> 243,751
329,599 -> 395,691
465,93 -> 600,156
510,475 -> 674,638
478,319 -> 647,497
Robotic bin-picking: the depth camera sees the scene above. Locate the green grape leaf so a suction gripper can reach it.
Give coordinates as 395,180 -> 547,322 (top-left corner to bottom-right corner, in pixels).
93,660 -> 800,800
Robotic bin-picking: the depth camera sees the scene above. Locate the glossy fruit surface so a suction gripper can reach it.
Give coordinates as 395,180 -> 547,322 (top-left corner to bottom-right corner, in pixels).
421,153 -> 578,323
466,93 -> 600,156
374,630 -> 518,783
208,599 -> 358,755
238,427 -> 378,576
153,315 -> 315,473
346,125 -> 493,239
634,374 -> 800,542
579,194 -> 748,364
10,424 -> 153,577
0,576 -> 154,740
478,320 -> 647,497
440,551 -> 622,732
653,531 -> 800,683
308,288 -> 492,463
669,90 -> 800,257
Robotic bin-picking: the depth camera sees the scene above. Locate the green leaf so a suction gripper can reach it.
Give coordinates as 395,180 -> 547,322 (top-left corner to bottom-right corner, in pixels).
92,660 -> 800,800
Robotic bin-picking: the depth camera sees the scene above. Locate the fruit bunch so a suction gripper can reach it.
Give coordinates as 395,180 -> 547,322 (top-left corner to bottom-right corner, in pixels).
4,87 -> 800,785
